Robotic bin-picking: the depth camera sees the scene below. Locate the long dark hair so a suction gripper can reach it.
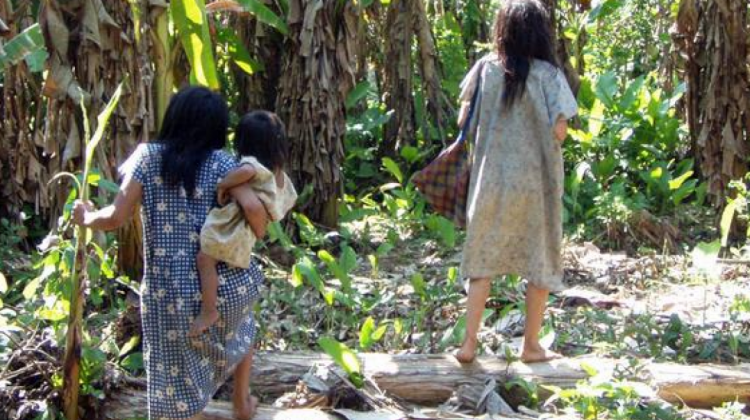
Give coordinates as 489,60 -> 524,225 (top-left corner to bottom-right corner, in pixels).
494,0 -> 558,106
234,110 -> 289,172
157,86 -> 229,195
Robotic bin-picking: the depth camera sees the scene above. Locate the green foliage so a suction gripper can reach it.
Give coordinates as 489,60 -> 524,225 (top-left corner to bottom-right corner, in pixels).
318,337 -> 364,387
0,23 -> 47,72
564,71 -> 694,243
171,0 -> 220,89
544,364 -> 683,420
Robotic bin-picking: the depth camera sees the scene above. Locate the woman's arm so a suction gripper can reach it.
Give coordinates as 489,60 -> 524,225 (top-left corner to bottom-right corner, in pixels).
72,176 -> 142,230
554,118 -> 568,143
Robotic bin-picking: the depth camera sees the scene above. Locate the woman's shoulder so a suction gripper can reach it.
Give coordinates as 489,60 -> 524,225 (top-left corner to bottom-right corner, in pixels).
531,59 -> 562,80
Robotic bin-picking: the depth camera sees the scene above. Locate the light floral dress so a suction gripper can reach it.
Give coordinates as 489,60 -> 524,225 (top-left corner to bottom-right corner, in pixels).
460,54 -> 578,292
123,143 -> 263,419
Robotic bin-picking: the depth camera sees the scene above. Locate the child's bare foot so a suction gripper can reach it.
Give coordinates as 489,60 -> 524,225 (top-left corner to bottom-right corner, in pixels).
454,337 -> 478,364
520,346 -> 562,363
188,309 -> 220,337
233,394 -> 258,420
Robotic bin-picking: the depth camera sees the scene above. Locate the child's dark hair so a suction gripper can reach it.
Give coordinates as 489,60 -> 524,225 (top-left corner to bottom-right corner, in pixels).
494,0 -> 558,106
234,111 -> 289,171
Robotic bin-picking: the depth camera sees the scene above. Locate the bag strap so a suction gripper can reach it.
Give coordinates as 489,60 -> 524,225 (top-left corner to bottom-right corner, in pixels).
457,65 -> 483,145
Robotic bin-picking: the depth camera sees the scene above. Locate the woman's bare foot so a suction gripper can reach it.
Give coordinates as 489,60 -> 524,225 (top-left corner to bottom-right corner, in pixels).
188,309 -> 220,337
233,394 -> 258,420
520,345 -> 562,363
455,337 -> 478,364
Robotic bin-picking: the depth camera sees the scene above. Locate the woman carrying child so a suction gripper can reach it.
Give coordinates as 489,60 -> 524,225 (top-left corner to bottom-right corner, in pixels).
72,88 -> 294,420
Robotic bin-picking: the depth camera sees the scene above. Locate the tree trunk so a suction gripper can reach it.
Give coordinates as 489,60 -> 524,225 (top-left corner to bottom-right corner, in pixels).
232,1 -> 284,114
382,0 -> 415,157
413,0 -> 453,145
675,0 -> 750,204
0,1 -> 44,220
543,0 -> 581,95
276,0 -> 358,227
106,352 -> 750,410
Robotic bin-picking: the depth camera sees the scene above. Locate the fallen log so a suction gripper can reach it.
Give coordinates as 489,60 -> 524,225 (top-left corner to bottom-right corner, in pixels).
250,352 -> 750,408
105,353 -> 750,414
104,389 -> 341,420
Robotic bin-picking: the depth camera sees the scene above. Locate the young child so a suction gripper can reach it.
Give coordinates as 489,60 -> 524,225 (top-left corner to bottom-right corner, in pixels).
454,0 -> 578,364
189,111 -> 297,337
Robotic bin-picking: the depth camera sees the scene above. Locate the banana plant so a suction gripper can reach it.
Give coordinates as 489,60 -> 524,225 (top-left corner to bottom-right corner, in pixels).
0,23 -> 47,72
50,83 -> 124,420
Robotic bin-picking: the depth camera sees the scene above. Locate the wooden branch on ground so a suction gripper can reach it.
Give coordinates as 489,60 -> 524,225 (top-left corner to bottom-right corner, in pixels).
249,353 -> 750,408
104,353 -> 750,416
104,389 -> 341,420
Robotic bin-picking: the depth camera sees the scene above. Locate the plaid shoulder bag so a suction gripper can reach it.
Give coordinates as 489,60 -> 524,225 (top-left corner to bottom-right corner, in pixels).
412,71 -> 481,229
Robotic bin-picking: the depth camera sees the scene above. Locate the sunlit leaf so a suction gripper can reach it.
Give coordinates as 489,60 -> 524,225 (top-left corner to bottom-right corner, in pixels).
234,0 -> 290,35
359,317 -> 375,349
119,335 -> 141,357
721,200 -> 739,248
219,29 -> 265,75
171,0 -> 220,89
381,158 -> 403,184
0,272 -> 6,294
318,337 -> 363,388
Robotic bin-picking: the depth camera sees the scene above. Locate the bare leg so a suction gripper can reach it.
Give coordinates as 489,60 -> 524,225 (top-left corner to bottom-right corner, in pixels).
455,277 -> 491,363
233,350 -> 258,420
189,252 -> 221,337
520,283 -> 561,363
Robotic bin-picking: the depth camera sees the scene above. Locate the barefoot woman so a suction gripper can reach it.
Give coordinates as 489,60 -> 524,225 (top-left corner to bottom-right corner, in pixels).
73,87 -> 265,419
454,0 -> 578,364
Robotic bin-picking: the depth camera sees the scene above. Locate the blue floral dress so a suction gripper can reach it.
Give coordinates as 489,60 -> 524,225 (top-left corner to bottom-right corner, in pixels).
123,143 -> 264,419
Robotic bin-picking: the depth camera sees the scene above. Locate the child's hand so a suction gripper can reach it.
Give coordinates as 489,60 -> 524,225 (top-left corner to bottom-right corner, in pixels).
217,188 -> 230,206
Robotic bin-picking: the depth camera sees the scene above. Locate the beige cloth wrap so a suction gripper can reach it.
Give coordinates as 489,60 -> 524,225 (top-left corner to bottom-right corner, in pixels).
201,156 -> 297,268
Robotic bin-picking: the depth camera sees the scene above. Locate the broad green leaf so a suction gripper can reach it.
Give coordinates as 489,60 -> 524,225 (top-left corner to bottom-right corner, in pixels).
588,99 -> 606,137
400,146 -> 419,164
121,352 -> 144,372
220,29 -> 264,75
668,170 -> 693,191
0,272 -> 6,294
318,250 -> 352,293
290,264 -> 304,287
119,335 -> 141,357
0,24 -> 47,69
237,0 -> 290,35
294,256 -> 324,293
318,337 -> 363,387
381,158 -> 403,184
721,199 -> 739,248
23,277 -> 42,300
87,83 -> 125,170
359,317 -> 375,349
410,273 -> 426,298
340,245 -> 357,273
171,0 -> 220,89
580,361 -> 599,377
372,324 -> 388,341
346,81 -> 371,109
594,72 -> 618,107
